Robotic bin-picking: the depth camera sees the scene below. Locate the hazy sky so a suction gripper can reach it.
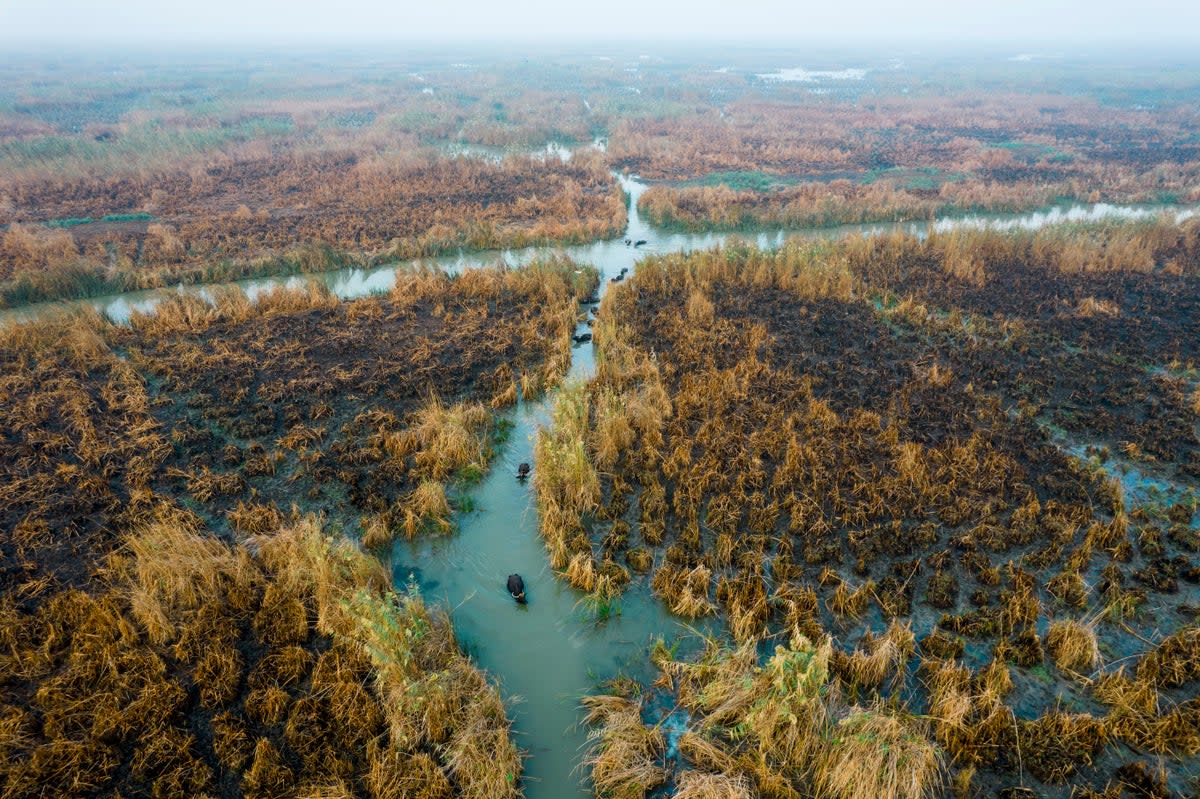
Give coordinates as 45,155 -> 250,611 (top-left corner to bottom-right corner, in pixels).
2,0 -> 1199,45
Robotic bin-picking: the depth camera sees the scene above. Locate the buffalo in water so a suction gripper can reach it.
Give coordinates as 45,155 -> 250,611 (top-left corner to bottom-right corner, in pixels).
507,574 -> 527,604
516,462 -> 531,480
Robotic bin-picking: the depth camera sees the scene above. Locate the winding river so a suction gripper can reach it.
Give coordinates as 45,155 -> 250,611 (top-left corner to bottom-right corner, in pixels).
1,175 -> 1193,327
3,174 -> 1196,797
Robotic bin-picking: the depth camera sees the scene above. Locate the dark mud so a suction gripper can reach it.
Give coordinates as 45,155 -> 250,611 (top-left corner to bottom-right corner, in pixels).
576,242 -> 1200,797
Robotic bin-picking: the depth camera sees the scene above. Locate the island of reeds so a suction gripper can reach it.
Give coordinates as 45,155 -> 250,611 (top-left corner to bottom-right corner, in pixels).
538,219 -> 1200,798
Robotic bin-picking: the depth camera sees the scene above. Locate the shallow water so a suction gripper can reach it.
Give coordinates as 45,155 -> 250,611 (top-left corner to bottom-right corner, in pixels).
396,392 -> 710,798
4,173 -> 1197,796
394,190 -> 720,797
1058,432 -> 1198,516
0,174 -> 1192,327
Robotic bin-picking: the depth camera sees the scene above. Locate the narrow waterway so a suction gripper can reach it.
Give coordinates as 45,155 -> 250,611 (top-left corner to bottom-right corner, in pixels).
383,187 -> 1197,798
395,188 -> 720,798
0,174 -> 1193,327
3,174 -> 1196,797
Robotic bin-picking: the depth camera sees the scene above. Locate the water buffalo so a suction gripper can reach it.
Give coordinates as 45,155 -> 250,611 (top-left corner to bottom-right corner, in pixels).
572,333 -> 592,344
516,462 -> 531,480
634,239 -> 647,247
507,573 -> 527,603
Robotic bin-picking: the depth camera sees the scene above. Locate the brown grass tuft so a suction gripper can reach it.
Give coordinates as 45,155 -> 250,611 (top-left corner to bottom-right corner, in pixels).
582,694 -> 669,799
1019,711 -> 1107,783
814,708 -> 943,799
674,769 -> 755,799
1046,618 -> 1101,673
243,737 -> 294,797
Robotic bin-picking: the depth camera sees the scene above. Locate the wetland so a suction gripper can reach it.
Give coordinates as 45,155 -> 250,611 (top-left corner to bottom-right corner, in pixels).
2,44 -> 1200,799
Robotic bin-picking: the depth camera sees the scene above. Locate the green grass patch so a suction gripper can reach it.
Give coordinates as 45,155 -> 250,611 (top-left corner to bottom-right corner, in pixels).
1028,664 -> 1053,683
454,464 -> 486,485
492,417 -> 514,446
683,170 -> 798,192
991,140 -> 1074,163
102,212 -> 154,222
45,216 -> 94,228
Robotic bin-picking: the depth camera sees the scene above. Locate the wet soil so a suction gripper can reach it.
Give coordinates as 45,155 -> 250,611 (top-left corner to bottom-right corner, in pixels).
585,252 -> 1200,797
125,288 -> 562,536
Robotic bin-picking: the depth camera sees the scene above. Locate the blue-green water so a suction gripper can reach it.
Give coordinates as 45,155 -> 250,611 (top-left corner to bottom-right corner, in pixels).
3,171 -> 1196,797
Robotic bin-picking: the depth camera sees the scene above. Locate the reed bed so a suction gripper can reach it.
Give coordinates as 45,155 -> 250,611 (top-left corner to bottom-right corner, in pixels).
558,226 -> 1200,795
586,632 -> 942,799
0,514 -> 520,798
0,259 -> 599,798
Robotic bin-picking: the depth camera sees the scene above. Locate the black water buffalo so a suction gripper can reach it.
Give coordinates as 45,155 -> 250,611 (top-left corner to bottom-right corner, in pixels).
507,573 -> 527,603
516,462 -> 531,480
634,239 -> 647,247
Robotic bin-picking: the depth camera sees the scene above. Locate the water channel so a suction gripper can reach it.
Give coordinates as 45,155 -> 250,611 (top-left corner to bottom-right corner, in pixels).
2,174 -> 1196,797
0,175 -> 1192,327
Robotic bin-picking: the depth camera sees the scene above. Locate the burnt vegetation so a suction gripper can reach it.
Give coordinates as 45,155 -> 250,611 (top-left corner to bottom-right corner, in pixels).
556,220 -> 1200,797
0,259 -> 597,798
4,45 -> 1200,799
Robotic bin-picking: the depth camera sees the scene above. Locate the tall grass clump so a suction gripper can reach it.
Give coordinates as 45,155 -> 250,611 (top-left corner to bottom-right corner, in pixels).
534,380 -> 601,569
2,512 -> 522,797
254,517 -> 523,797
1046,617 -> 1101,673
581,695 -> 669,799
587,630 -> 944,799
125,515 -> 259,644
408,397 -> 494,481
814,708 -> 944,799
